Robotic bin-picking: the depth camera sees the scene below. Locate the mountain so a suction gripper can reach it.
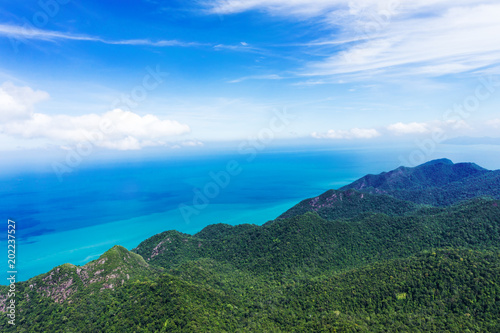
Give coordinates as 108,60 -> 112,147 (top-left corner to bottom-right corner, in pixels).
2,197 -> 499,331
341,158 -> 486,192
131,198 -> 500,277
278,159 -> 499,220
2,245 -> 157,307
278,189 -> 419,220
3,248 -> 499,332
1,159 -> 499,332
341,158 -> 500,206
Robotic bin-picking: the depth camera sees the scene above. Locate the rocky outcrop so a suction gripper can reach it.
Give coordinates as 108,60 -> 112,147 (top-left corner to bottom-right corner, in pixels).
0,245 -> 155,311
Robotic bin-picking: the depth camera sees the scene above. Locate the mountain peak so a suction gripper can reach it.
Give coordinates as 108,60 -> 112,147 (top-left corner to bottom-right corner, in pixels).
341,158 -> 497,206
419,158 -> 454,167
19,244 -> 156,305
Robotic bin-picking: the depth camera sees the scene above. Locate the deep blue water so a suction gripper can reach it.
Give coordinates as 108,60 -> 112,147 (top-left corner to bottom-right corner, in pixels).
1,144 -> 500,283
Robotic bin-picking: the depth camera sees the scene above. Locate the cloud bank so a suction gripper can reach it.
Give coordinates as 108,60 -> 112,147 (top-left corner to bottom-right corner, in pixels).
312,127 -> 380,139
0,81 -> 49,121
0,82 -> 191,150
206,0 -> 500,79
311,119 -> 489,141
387,122 -> 430,135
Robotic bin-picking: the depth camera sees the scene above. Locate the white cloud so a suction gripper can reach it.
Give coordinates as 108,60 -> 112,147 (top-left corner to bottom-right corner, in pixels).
228,74 -> 283,83
2,109 -> 191,150
387,122 -> 430,135
0,82 -> 191,151
207,0 -> 500,78
310,3 -> 500,77
312,127 -> 380,139
0,82 -> 49,122
387,119 -> 475,136
488,118 -> 500,128
205,0 -> 341,15
0,23 -> 202,48
444,119 -> 471,130
206,0 -> 497,18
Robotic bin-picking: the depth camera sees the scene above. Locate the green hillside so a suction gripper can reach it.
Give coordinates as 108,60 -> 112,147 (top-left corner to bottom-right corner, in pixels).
278,189 -> 419,220
2,248 -> 498,332
341,159 -> 500,206
133,198 -> 500,276
1,159 -> 499,332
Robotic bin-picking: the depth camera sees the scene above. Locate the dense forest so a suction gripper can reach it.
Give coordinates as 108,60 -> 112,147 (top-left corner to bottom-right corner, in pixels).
1,159 -> 499,332
341,158 -> 500,206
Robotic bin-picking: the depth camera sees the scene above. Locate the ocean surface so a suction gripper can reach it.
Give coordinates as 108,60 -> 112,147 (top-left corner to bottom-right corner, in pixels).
1,144 -> 500,283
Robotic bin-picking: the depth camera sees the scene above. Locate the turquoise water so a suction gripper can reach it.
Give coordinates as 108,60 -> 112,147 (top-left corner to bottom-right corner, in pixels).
1,144 -> 500,283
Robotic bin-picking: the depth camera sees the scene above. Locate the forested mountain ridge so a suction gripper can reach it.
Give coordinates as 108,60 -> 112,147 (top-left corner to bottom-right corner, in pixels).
340,158 -> 500,206
342,158 -> 488,192
0,245 -> 157,311
1,159 -> 499,332
277,189 -> 419,220
279,159 -> 499,220
132,198 -> 500,276
2,243 -> 499,331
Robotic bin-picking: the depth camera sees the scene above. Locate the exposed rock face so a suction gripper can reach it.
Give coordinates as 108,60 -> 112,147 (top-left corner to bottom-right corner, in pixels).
31,267 -> 79,303
0,245 -> 154,312
150,240 -> 167,259
278,189 -> 417,220
0,294 -> 8,313
100,283 -> 114,291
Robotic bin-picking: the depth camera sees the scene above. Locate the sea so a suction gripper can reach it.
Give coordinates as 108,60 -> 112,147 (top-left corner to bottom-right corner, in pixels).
1,143 -> 500,283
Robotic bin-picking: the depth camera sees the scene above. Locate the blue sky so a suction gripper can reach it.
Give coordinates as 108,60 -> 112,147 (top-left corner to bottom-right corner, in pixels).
0,0 -> 500,154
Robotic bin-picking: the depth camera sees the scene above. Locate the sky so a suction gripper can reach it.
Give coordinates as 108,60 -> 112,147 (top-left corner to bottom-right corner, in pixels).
0,0 -> 500,156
